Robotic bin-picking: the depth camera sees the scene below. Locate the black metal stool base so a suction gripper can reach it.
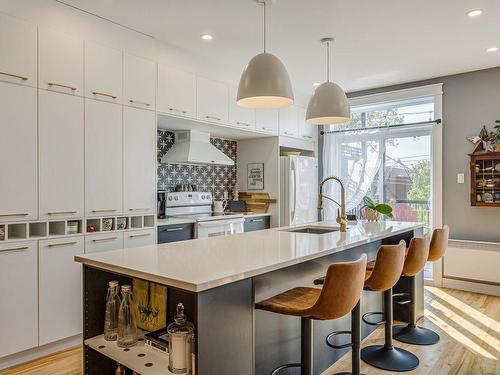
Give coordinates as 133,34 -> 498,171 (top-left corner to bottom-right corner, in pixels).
270,363 -> 301,375
361,345 -> 419,372
393,324 -> 440,345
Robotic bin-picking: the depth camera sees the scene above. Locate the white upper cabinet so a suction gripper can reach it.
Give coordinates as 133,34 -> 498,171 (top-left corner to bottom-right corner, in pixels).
123,107 -> 156,215
228,86 -> 255,130
0,241 -> 38,357
255,109 -> 279,135
196,76 -> 228,123
85,99 -> 123,216
0,13 -> 36,87
38,27 -> 84,96
0,82 -> 37,223
39,90 -> 84,219
123,53 -> 156,110
279,105 -> 299,137
297,107 -> 317,141
85,41 -> 122,103
157,64 -> 196,118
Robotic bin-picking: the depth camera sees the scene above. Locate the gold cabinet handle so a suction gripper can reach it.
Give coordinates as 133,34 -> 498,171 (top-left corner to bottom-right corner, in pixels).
92,236 -> 117,242
128,208 -> 149,211
0,71 -> 28,81
0,246 -> 29,253
92,91 -> 117,99
129,233 -> 151,238
236,121 -> 251,127
48,241 -> 78,248
206,115 -> 222,121
91,209 -> 117,213
260,127 -> 274,131
168,107 -> 187,114
302,135 -> 313,139
283,131 -> 295,136
48,211 -> 77,215
48,82 -> 77,91
0,213 -> 28,217
129,99 -> 150,107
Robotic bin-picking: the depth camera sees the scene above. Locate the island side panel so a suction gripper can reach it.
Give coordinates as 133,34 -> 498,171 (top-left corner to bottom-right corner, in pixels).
196,279 -> 254,375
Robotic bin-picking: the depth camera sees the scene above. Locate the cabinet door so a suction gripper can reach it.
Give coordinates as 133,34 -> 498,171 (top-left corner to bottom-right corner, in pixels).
0,242 -> 38,357
85,99 -> 123,216
0,82 -> 37,222
244,216 -> 271,232
279,105 -> 299,137
255,109 -> 279,135
157,64 -> 196,118
123,53 -> 156,110
39,237 -> 84,345
123,107 -> 156,215
124,229 -> 156,248
228,86 -> 255,130
297,107 -> 317,141
157,224 -> 194,243
85,41 -> 122,103
39,90 -> 84,219
0,13 -> 37,87
38,27 -> 83,96
196,76 -> 228,123
85,232 -> 124,254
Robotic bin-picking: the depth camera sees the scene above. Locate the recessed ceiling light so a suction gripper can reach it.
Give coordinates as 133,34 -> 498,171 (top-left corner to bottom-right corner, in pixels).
200,34 -> 213,41
487,46 -> 499,52
313,82 -> 321,87
466,9 -> 483,17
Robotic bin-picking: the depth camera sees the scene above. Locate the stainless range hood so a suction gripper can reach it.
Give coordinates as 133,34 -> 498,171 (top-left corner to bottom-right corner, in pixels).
160,130 -> 234,166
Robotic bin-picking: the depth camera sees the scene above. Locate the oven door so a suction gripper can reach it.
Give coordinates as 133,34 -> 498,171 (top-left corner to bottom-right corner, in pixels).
196,218 -> 245,239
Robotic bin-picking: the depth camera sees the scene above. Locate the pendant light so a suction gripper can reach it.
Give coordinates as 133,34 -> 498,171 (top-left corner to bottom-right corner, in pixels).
306,37 -> 350,124
237,0 -> 294,109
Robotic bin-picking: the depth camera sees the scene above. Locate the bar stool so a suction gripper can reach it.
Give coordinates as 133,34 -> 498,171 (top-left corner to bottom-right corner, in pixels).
393,226 -> 449,345
255,255 -> 367,375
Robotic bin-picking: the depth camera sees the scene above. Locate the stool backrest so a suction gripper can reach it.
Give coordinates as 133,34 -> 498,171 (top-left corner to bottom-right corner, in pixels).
428,225 -> 449,262
402,237 -> 430,276
305,254 -> 367,320
365,240 -> 406,292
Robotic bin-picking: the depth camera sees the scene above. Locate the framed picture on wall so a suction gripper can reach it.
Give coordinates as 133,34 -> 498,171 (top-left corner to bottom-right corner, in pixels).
247,163 -> 264,190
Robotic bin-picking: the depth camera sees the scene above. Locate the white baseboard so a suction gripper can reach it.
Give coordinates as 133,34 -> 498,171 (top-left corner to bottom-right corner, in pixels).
0,335 -> 81,370
442,277 -> 500,297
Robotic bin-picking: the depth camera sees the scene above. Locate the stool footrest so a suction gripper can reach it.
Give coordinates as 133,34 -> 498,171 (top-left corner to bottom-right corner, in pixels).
392,292 -> 411,305
326,330 -> 353,349
362,311 -> 386,326
270,363 -> 301,375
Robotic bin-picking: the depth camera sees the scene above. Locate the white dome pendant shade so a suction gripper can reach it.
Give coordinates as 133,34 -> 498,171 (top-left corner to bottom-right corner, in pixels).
237,0 -> 294,109
306,38 -> 350,125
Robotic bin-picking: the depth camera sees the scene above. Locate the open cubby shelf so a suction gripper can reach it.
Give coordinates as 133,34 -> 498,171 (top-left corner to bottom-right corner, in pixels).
470,151 -> 500,207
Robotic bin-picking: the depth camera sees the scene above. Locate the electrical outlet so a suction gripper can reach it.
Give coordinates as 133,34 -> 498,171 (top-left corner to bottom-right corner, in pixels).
457,173 -> 465,184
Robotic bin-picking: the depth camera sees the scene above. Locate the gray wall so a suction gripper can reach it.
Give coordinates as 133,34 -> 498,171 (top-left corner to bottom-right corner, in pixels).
346,67 -> 500,242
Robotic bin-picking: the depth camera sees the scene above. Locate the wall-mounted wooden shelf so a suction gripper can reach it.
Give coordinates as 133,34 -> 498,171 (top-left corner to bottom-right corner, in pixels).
470,151 -> 500,207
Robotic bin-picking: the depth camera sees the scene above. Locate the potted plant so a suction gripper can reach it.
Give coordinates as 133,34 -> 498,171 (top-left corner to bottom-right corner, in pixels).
490,120 -> 500,152
362,196 -> 393,222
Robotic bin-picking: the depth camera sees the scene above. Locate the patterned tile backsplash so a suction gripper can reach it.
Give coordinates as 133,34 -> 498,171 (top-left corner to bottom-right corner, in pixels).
157,130 -> 237,200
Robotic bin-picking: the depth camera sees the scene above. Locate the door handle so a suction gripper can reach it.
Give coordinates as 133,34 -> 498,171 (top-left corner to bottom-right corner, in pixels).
92,237 -> 117,242
205,115 -> 222,121
0,71 -> 28,81
92,91 -> 117,99
0,246 -> 29,253
129,233 -> 151,238
48,241 -> 78,248
129,99 -> 150,107
0,213 -> 28,217
91,209 -> 117,213
48,82 -> 77,91
48,211 -> 77,215
165,227 -> 183,232
251,218 -> 264,222
168,107 -> 187,114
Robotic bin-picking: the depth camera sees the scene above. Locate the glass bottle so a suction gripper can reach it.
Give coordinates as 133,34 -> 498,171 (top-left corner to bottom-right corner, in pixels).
167,303 -> 195,374
117,284 -> 138,348
104,280 -> 121,341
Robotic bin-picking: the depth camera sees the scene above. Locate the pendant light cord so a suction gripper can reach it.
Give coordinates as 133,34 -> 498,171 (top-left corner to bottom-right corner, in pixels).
326,41 -> 331,82
263,1 -> 266,53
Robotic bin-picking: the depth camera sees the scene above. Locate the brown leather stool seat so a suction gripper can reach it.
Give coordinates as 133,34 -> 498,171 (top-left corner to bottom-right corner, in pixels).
393,226 -> 449,346
256,255 -> 367,375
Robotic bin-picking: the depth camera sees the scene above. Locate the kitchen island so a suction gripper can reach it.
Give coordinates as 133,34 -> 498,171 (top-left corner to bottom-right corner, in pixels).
76,220 -> 424,375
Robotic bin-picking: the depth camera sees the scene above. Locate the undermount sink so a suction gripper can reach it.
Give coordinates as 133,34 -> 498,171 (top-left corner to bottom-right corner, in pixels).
282,226 -> 340,234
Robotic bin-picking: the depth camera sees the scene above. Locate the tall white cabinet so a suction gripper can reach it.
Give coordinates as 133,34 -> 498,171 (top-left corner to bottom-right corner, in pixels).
39,90 -> 84,219
0,82 -> 38,222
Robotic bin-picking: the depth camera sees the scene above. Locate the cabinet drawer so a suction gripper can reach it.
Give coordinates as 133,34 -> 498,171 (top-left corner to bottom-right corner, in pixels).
85,232 -> 124,254
157,224 -> 194,243
244,216 -> 270,232
124,228 -> 155,248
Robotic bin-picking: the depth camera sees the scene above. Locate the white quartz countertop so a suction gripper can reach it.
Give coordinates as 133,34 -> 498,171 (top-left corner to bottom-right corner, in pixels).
76,221 -> 423,292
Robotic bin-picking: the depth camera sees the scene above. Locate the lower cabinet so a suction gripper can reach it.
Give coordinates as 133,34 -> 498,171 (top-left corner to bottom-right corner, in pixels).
38,237 -> 84,345
85,232 -> 124,254
157,223 -> 194,243
123,228 -> 156,248
244,216 -> 271,232
0,241 -> 38,357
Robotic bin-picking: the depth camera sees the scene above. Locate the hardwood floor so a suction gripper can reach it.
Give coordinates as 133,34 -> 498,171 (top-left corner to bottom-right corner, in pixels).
1,287 -> 498,375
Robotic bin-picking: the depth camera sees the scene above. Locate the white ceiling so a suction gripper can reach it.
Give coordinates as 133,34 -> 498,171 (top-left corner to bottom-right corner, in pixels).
59,0 -> 500,95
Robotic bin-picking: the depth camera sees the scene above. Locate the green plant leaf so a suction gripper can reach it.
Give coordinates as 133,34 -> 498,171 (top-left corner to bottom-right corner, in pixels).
362,196 -> 376,209
374,203 -> 393,218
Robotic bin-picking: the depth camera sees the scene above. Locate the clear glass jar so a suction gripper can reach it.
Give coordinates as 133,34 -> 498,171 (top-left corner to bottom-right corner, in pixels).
167,303 -> 194,374
104,280 -> 121,341
117,284 -> 138,348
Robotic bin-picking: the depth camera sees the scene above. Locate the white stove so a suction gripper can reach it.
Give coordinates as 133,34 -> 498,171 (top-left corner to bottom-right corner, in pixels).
165,192 -> 244,238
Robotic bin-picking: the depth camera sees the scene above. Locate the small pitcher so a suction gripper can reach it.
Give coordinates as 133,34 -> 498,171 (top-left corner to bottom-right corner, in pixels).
213,200 -> 227,213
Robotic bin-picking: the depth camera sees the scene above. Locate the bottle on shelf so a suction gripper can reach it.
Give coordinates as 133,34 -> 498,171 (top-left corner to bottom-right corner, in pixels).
104,280 -> 121,341
117,284 -> 138,348
167,303 -> 195,374
115,363 -> 125,375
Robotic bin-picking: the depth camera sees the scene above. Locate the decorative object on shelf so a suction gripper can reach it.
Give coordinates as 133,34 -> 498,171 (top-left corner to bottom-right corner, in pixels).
116,217 -> 127,230
87,225 -> 97,233
228,200 -> 246,213
490,120 -> 500,151
67,220 -> 79,234
102,218 -> 113,231
114,363 -> 125,375
232,183 -> 240,201
0,226 -> 4,241
117,284 -> 138,348
213,200 -> 227,213
144,327 -> 169,354
306,37 -> 350,125
247,163 -> 264,190
239,192 -> 276,213
467,124 -> 495,153
104,280 -> 121,341
167,303 -> 195,375
133,279 -> 166,332
362,196 -> 393,222
237,0 -> 294,109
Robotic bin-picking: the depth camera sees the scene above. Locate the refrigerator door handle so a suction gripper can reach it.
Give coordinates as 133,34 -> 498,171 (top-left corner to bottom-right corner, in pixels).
290,158 -> 296,225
